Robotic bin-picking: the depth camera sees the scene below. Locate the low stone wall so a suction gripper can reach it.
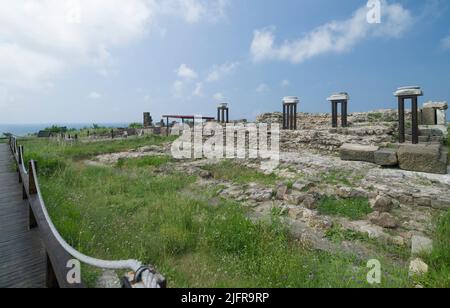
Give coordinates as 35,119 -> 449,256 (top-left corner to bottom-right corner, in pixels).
256,109 -> 411,129
255,110 -> 415,153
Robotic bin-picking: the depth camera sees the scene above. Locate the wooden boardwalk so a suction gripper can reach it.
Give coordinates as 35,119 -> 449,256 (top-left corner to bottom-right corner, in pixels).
0,143 -> 46,288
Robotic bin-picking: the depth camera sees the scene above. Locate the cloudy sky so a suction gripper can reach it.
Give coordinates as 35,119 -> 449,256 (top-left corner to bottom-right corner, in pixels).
0,0 -> 449,124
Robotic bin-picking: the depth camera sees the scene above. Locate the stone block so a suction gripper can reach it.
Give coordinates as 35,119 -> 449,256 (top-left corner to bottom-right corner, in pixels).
411,235 -> 433,255
374,148 -> 398,166
423,101 -> 448,110
398,144 -> 448,174
340,143 -> 379,163
421,108 -> 436,125
436,110 -> 446,125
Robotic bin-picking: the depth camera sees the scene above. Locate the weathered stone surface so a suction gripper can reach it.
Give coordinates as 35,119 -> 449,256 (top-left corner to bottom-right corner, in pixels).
411,235 -> 433,255
340,143 -> 379,163
327,92 -> 349,101
96,270 -> 121,288
286,192 -> 308,205
248,188 -> 273,202
421,108 -> 437,126
398,144 -> 448,175
409,258 -> 429,277
394,86 -> 423,97
374,148 -> 398,166
368,212 -> 398,229
371,195 -> 394,212
436,110 -> 447,125
276,184 -> 288,200
302,195 -> 317,210
423,101 -> 448,110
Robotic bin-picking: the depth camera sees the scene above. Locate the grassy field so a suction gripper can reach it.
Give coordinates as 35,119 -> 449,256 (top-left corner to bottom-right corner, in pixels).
17,136 -> 450,288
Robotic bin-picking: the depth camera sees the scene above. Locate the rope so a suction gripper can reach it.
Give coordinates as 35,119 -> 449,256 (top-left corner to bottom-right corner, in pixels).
31,161 -> 144,272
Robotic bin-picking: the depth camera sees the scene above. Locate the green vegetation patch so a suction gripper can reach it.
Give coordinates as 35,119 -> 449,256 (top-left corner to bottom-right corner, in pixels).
317,169 -> 364,187
419,210 -> 450,288
202,160 -> 279,186
318,197 -> 373,220
325,224 -> 370,243
117,155 -> 173,169
21,135 -> 174,162
11,137 -> 432,288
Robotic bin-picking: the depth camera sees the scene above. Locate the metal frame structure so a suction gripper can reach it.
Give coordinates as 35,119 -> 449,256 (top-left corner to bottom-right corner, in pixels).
327,93 -> 349,128
217,103 -> 230,124
282,97 -> 299,130
394,86 -> 423,144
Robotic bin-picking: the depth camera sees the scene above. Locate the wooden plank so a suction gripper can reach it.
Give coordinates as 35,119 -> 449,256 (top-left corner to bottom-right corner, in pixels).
0,144 -> 46,288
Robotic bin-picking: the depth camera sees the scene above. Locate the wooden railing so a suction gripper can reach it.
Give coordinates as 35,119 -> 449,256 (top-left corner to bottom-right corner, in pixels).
8,136 -> 166,288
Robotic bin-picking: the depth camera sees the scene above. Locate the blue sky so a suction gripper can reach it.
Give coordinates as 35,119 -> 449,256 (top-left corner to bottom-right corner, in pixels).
0,0 -> 449,124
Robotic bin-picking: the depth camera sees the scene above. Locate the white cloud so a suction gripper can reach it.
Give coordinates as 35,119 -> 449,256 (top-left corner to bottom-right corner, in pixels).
206,62 -> 239,82
442,33 -> 450,49
176,64 -> 198,79
213,92 -> 226,101
172,80 -> 185,98
256,83 -> 269,93
0,0 -> 229,89
281,79 -> 290,87
250,1 -> 412,64
158,0 -> 229,24
193,82 -> 203,96
88,91 -> 102,99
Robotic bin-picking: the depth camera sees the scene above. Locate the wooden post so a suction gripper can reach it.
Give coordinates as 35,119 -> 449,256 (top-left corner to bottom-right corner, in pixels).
342,101 -> 348,127
46,254 -> 59,288
166,117 -> 169,136
332,102 -> 338,128
18,146 -> 22,183
411,96 -> 419,144
294,103 -> 297,130
398,97 -> 405,143
28,160 -> 38,229
29,161 -> 38,195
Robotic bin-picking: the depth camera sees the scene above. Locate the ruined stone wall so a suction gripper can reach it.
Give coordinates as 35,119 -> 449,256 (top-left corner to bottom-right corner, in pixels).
255,110 -> 402,153
256,109 -> 411,128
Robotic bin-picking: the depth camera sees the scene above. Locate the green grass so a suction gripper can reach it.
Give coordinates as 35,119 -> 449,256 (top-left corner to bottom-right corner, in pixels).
418,210 -> 450,288
37,162 -> 409,288
325,224 -> 410,262
13,137 -> 448,288
325,224 -> 370,243
368,113 -> 383,122
317,169 -> 364,187
117,155 -> 173,169
202,159 -> 279,186
317,197 -> 373,220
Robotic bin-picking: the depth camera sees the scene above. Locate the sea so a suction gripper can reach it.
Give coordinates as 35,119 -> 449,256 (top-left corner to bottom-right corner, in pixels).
0,123 -> 131,137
